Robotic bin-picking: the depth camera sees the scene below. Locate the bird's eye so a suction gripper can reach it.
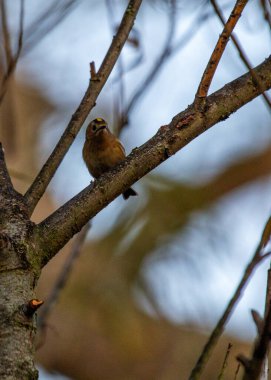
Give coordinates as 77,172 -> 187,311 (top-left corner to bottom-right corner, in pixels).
92,125 -> 97,131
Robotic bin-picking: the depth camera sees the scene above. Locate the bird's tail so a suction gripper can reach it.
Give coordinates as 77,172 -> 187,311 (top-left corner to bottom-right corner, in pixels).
122,187 -> 137,200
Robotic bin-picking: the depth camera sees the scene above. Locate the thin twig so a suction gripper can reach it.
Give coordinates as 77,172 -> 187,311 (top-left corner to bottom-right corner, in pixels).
105,0 -> 126,135
195,0 -> 249,109
234,363 -> 241,380
111,27 -> 143,85
259,217 -> 271,249
14,0 -> 24,62
189,215 -> 271,380
264,265 -> 271,318
240,266 -> 271,380
251,309 -> 263,335
90,61 -> 97,79
117,0 -> 178,133
0,0 -> 12,68
0,0 -> 24,104
260,0 -> 271,30
242,301 -> 271,379
24,0 -> 143,216
210,0 -> 271,111
21,1 -> 76,56
218,343 -> 232,380
189,252 -> 262,380
261,265 -> 271,379
38,222 -> 90,331
171,8 -> 212,52
0,1 -> 76,107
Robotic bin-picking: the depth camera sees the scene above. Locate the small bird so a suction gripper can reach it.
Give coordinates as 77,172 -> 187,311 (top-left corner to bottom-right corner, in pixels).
83,118 -> 137,200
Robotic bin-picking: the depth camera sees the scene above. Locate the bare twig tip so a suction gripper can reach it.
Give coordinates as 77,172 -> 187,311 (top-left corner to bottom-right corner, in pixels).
251,309 -> 263,334
90,61 -> 98,80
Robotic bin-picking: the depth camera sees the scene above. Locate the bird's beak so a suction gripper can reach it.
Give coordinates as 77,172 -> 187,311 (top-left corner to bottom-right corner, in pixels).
96,125 -> 107,133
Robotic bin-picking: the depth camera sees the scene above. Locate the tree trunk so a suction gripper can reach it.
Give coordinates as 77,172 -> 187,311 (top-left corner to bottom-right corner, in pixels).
0,176 -> 39,379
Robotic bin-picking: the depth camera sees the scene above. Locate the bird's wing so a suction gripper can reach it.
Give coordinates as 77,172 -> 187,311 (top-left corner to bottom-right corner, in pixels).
116,139 -> 126,156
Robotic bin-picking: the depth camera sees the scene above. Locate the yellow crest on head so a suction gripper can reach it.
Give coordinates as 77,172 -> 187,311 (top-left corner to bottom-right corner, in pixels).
92,118 -> 107,127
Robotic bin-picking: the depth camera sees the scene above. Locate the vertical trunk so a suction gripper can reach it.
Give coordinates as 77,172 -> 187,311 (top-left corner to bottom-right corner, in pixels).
0,178 -> 39,379
0,267 -> 38,380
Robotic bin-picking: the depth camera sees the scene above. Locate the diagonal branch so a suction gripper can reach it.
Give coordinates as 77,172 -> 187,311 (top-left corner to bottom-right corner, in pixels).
21,1 -> 76,56
14,0 -> 24,63
33,56 -> 271,268
23,0 -> 143,216
218,343 -> 233,380
210,0 -> 271,110
38,222 -> 90,332
189,248 -> 264,380
260,0 -> 271,30
195,0 -> 249,107
105,0 -> 127,134
189,216 -> 271,380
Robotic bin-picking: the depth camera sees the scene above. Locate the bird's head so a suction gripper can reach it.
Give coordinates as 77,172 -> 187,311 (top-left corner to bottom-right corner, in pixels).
86,118 -> 109,140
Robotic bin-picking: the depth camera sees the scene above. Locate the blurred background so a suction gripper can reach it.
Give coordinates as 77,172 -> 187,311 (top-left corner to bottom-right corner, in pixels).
0,0 -> 271,378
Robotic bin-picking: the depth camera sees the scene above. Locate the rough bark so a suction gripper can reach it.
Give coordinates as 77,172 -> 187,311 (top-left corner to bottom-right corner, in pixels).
0,146 -> 39,379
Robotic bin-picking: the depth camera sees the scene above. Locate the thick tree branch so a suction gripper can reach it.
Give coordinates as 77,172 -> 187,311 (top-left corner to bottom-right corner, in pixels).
33,56 -> 271,267
24,0 -> 143,216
